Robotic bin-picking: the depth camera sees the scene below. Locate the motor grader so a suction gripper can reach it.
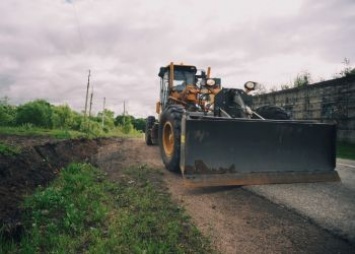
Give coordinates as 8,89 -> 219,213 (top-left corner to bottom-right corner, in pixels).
145,63 -> 339,186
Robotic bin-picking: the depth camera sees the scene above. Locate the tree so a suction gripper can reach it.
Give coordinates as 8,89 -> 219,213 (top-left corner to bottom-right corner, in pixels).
131,118 -> 146,132
97,109 -> 115,129
339,58 -> 355,77
52,104 -> 75,129
0,99 -> 16,126
115,114 -> 134,126
122,115 -> 133,134
16,99 -> 53,128
293,71 -> 311,88
280,83 -> 291,90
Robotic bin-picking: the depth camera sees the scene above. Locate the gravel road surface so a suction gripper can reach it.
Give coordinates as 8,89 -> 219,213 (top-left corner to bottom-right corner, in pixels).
95,139 -> 354,253
244,159 -> 355,243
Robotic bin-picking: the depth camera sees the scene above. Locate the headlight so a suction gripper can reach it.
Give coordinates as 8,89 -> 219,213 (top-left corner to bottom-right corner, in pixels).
206,79 -> 216,86
244,81 -> 256,90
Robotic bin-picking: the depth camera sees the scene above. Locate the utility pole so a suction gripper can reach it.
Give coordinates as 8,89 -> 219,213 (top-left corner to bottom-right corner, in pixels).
84,69 -> 91,117
102,97 -> 106,128
89,86 -> 94,117
123,100 -> 126,125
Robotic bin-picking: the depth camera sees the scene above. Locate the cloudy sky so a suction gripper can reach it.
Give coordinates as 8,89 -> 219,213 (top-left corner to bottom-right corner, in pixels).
0,0 -> 354,117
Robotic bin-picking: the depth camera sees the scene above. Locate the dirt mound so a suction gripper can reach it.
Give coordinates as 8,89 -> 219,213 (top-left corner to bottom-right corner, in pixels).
0,137 -> 117,241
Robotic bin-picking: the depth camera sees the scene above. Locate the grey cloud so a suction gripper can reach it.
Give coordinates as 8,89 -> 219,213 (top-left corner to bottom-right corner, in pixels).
188,0 -> 355,64
1,0 -> 354,117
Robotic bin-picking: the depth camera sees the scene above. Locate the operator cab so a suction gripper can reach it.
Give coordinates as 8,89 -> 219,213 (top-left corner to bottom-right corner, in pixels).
158,64 -> 197,109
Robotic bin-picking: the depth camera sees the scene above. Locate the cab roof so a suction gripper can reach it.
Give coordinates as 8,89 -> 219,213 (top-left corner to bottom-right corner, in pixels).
158,64 -> 197,78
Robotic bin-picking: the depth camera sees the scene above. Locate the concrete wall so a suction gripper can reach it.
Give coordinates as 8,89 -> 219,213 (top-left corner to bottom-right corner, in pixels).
252,75 -> 355,144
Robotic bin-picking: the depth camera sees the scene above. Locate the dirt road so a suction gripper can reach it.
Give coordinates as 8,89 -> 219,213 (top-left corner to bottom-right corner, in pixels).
95,138 -> 354,254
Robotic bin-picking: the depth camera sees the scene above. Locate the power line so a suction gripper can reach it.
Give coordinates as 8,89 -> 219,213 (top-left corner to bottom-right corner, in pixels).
70,0 -> 85,49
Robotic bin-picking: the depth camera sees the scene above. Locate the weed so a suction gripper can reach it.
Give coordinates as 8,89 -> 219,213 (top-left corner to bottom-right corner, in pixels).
337,142 -> 355,160
0,142 -> 20,157
1,163 -> 215,253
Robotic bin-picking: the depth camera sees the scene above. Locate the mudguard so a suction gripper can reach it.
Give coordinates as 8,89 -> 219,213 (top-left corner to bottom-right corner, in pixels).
180,114 -> 339,187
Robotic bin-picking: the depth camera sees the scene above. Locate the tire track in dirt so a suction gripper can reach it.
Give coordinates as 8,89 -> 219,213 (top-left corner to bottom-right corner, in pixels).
97,138 -> 354,254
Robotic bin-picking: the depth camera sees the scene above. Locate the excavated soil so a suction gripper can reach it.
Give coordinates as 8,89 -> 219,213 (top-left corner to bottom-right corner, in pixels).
1,136 -> 354,253
0,137 -> 113,240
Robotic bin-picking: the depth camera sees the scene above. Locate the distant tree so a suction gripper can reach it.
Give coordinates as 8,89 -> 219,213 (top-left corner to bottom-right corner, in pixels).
52,104 -> 75,129
115,115 -> 146,132
0,96 -> 10,105
340,58 -> 355,77
97,109 -> 115,129
0,99 -> 16,126
131,118 -> 146,132
122,115 -> 133,134
293,71 -> 311,87
71,111 -> 84,131
115,114 -> 134,126
16,99 -> 53,128
280,83 -> 291,90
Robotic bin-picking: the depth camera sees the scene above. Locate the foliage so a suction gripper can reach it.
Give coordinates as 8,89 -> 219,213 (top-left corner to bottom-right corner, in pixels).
0,142 -> 20,157
280,83 -> 291,90
1,163 -> 214,253
122,116 -> 133,134
0,126 -> 87,139
16,99 -> 53,128
131,117 -> 146,132
115,115 -> 145,132
0,103 -> 17,126
293,71 -> 311,88
333,58 -> 355,78
339,58 -> 355,77
97,109 -> 115,130
52,104 -> 76,129
337,142 -> 355,160
0,98 -> 144,138
115,114 -> 133,126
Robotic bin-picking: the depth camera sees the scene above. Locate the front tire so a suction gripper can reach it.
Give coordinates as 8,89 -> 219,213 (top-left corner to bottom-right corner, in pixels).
158,105 -> 183,173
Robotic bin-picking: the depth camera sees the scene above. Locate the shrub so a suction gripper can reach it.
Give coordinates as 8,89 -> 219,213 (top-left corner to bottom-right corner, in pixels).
16,100 -> 53,128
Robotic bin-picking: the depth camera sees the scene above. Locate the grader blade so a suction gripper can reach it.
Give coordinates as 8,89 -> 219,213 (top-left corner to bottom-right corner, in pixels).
180,117 -> 339,187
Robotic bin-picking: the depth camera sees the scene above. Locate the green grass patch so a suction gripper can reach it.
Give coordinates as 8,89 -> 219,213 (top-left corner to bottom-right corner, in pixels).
0,142 -> 21,157
1,163 -> 214,254
0,126 -> 86,139
337,142 -> 355,160
0,126 -> 141,140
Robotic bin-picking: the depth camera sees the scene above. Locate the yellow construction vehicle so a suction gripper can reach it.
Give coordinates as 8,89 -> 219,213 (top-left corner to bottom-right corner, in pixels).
145,63 -> 340,186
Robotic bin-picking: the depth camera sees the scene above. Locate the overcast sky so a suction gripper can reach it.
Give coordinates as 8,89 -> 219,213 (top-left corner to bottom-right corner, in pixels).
0,0 -> 354,117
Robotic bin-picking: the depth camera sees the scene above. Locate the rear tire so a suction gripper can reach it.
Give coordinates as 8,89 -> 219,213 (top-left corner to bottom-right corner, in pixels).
254,106 -> 291,120
145,116 -> 155,145
159,105 -> 183,173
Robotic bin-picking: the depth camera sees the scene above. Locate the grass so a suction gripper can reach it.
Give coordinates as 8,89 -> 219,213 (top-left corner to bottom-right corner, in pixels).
0,142 -> 21,157
337,142 -> 355,160
0,126 -> 87,139
1,163 -> 214,254
0,126 -> 142,140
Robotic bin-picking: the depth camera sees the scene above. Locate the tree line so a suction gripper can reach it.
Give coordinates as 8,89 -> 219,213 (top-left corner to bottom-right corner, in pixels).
0,98 -> 146,136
